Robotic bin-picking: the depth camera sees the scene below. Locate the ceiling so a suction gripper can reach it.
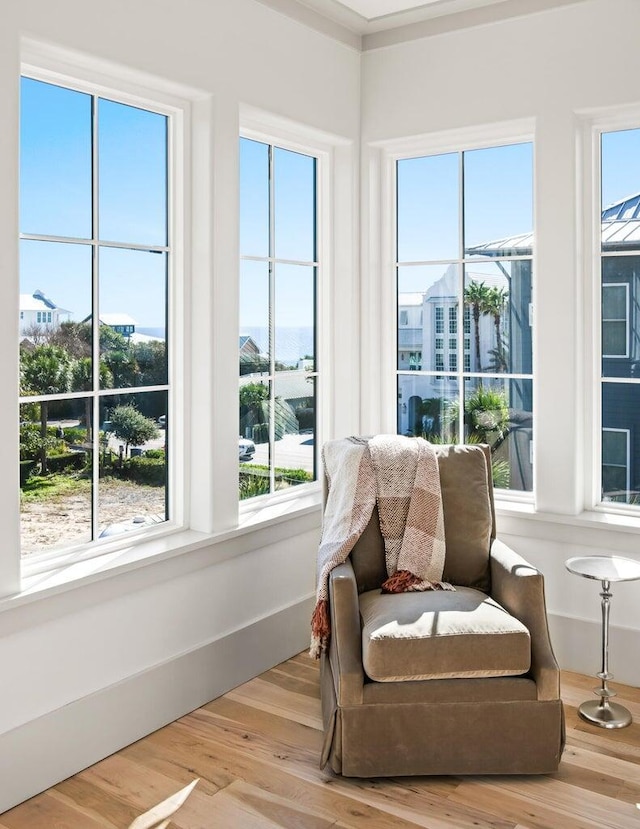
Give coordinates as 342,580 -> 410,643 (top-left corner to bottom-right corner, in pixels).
257,0 -> 588,47
321,0 -> 507,23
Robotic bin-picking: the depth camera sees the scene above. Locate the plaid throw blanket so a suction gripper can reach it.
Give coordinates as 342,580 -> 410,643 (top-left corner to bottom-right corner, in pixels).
310,435 -> 451,658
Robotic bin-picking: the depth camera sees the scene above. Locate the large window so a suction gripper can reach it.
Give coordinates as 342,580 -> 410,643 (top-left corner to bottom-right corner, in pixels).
238,137 -> 318,500
396,142 -> 533,493
19,75 -> 172,557
599,128 -> 640,506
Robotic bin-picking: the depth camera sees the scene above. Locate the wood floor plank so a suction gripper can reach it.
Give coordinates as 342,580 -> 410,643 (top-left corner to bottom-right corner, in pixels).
225,675 -> 324,730
2,657 -> 640,829
0,792 -> 114,829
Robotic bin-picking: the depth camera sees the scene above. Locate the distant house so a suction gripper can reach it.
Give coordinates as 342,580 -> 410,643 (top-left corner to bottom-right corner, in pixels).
239,334 -> 266,375
19,289 -> 71,337
92,313 -> 137,338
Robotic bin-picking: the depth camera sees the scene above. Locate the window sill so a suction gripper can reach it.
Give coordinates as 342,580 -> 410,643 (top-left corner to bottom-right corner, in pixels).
1,491 -> 322,620
495,497 -> 640,551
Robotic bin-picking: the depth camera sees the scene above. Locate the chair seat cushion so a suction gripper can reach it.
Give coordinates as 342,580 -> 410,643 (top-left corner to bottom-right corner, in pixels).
360,587 -> 531,682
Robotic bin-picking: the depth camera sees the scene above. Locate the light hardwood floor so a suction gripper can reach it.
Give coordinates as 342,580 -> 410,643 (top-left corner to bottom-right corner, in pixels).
2,655 -> 639,828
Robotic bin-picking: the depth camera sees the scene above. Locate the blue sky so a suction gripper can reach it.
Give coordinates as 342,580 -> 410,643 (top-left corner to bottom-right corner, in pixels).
21,77 -> 640,332
601,128 -> 640,209
397,142 -> 534,263
20,77 -> 167,329
239,138 -> 316,333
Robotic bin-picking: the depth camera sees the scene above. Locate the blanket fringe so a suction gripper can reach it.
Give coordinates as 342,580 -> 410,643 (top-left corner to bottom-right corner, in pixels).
310,599 -> 330,659
381,569 -> 421,593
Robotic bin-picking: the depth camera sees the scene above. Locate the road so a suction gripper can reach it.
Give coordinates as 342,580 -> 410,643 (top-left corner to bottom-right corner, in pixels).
245,433 -> 314,473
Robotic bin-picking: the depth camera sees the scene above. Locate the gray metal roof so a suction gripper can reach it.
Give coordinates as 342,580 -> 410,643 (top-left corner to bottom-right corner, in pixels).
466,192 -> 640,256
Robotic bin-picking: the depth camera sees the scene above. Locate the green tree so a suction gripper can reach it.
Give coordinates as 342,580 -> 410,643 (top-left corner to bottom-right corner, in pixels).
49,320 -> 92,358
239,382 -> 269,408
21,345 -> 73,473
109,404 -> 159,456
133,340 -> 167,387
484,286 -> 509,372
463,280 -> 492,374
71,357 -> 114,442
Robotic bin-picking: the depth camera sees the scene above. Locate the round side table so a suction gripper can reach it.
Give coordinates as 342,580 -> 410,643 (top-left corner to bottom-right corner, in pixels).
565,555 -> 640,729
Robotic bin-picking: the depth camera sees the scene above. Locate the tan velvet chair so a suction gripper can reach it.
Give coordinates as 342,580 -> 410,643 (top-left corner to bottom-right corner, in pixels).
320,443 -> 564,776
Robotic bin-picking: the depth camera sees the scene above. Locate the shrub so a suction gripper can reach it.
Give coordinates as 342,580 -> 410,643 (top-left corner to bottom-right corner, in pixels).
120,456 -> 165,486
61,426 -> 87,446
239,471 -> 270,500
238,464 -> 313,499
295,407 -> 315,431
46,452 -> 87,474
144,448 -> 165,459
20,422 -> 57,461
20,460 -> 37,487
277,468 -> 313,484
252,423 -> 269,443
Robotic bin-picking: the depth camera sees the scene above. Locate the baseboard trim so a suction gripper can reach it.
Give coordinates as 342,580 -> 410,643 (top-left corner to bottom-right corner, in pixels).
548,611 -> 640,688
0,595 -> 315,815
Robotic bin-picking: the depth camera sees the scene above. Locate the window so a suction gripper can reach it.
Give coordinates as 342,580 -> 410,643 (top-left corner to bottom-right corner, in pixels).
239,136 -> 318,500
449,306 -> 457,334
396,141 -> 533,492
598,127 -> 640,506
602,428 -> 630,501
602,283 -> 628,358
399,310 -> 408,325
19,74 -> 171,558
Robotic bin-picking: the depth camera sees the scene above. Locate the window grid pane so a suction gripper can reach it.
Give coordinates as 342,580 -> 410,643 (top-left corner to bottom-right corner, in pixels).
599,128 -> 640,507
396,143 -> 533,493
19,77 -> 170,558
239,137 -> 318,500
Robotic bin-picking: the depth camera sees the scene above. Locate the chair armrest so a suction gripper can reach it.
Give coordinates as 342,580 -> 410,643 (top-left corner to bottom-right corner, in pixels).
328,560 -> 364,705
490,538 -> 560,701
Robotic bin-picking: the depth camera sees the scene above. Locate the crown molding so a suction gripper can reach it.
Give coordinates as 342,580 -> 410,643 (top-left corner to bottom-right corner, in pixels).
255,0 -> 590,51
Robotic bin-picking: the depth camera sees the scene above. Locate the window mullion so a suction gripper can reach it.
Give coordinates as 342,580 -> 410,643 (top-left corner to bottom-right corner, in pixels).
268,145 -> 276,495
91,93 -> 100,544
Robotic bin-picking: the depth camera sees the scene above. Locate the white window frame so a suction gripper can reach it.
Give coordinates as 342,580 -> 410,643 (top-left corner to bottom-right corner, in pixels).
238,133 -> 319,502
238,107 -> 345,519
15,41 -> 190,582
582,105 -> 640,515
381,119 -> 535,501
601,282 -> 629,358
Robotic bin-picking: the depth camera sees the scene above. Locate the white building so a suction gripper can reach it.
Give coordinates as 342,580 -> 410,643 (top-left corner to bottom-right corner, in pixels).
19,289 -> 70,337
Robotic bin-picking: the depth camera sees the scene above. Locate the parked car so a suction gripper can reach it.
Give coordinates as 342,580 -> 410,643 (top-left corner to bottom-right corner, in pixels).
158,414 -> 166,429
239,437 -> 255,461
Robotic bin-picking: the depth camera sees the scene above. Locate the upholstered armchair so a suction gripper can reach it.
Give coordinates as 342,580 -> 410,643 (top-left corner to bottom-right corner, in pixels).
320,444 -> 564,776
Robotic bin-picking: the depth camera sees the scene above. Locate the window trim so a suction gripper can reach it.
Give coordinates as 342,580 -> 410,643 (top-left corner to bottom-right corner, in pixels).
238,135 -> 319,501
388,122 -> 535,499
238,106 -> 347,520
580,103 -> 640,515
16,40 -> 191,579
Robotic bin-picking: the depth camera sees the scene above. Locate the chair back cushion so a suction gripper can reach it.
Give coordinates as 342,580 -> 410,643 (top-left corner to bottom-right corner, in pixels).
350,443 -> 494,592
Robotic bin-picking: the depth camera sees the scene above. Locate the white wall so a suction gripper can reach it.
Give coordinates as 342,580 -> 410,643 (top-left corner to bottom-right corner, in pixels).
4,0 -> 640,813
0,0 -> 359,812
361,0 -> 640,683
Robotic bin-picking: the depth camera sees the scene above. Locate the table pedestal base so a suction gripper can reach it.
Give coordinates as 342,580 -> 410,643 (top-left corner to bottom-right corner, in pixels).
578,699 -> 632,729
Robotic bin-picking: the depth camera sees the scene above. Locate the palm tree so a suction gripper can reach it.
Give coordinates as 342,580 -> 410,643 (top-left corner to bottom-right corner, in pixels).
484,286 -> 509,372
463,280 -> 492,374
21,345 -> 73,473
